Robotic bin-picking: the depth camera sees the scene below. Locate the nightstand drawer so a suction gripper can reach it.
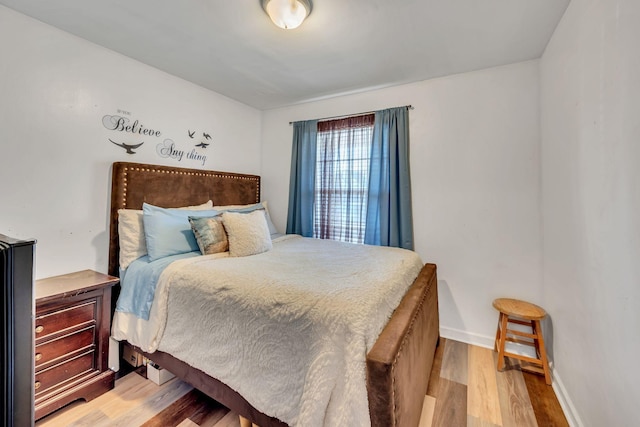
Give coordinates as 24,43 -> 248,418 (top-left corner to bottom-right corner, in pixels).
35,300 -> 96,342
35,351 -> 95,397
35,326 -> 95,371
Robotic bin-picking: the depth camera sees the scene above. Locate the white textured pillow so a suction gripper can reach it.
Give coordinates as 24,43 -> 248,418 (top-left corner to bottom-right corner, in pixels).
118,200 -> 213,269
222,210 -> 272,257
214,201 -> 279,237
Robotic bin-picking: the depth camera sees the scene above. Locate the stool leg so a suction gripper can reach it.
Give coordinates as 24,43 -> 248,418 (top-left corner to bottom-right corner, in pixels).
533,320 -> 552,385
531,319 -> 541,358
494,312 -> 504,352
496,313 -> 509,371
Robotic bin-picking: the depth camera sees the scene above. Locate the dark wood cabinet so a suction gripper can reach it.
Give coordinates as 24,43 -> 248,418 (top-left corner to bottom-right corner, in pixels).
34,270 -> 118,420
1,234 -> 36,427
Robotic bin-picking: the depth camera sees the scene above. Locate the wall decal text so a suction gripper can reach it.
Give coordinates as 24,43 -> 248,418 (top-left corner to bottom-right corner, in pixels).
156,139 -> 207,166
102,115 -> 162,137
101,111 -> 210,164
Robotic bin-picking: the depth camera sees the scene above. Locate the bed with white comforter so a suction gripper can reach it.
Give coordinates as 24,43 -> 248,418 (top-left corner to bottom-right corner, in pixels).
113,234 -> 422,427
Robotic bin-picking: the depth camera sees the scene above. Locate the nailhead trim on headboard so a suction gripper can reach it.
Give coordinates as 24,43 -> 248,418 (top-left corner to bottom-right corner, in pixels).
118,165 -> 261,209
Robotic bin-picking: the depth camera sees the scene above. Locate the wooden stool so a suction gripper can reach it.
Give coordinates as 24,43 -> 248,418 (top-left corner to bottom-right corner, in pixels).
493,298 -> 551,385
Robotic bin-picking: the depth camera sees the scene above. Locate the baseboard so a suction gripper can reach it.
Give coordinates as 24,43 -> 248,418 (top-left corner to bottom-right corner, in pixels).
440,326 -> 495,349
551,367 -> 584,427
440,326 -> 583,426
441,326 -> 544,358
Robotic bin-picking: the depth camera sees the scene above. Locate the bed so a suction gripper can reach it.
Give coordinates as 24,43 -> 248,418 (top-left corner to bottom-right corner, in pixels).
107,161 -> 439,427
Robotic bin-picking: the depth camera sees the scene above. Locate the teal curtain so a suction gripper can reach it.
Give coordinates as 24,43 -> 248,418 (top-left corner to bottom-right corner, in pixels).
364,107 -> 414,250
286,119 -> 318,236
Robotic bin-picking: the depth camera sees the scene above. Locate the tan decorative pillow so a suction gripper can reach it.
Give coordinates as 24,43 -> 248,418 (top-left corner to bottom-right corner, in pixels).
221,210 -> 272,257
189,215 -> 228,255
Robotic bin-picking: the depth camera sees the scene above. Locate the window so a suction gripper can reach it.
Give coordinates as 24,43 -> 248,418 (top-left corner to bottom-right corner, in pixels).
313,114 -> 374,244
287,106 -> 413,250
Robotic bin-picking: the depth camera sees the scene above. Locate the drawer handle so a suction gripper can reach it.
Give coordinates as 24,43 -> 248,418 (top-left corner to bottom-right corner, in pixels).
35,381 -> 41,390
35,325 -> 44,334
35,353 -> 42,362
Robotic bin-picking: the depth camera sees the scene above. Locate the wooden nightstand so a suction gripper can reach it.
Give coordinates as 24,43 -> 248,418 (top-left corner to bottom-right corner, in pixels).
34,269 -> 118,420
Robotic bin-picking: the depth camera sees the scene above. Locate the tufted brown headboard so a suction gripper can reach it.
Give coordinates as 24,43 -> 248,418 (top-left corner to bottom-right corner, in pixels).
108,162 -> 260,277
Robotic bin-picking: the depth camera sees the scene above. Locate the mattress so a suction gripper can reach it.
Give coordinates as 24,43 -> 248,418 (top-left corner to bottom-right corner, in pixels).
112,235 -> 423,426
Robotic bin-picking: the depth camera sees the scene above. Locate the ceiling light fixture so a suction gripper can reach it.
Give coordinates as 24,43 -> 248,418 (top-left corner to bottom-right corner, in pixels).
261,0 -> 312,30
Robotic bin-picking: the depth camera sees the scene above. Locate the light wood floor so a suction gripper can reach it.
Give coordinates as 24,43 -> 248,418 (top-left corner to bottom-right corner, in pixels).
35,338 -> 568,427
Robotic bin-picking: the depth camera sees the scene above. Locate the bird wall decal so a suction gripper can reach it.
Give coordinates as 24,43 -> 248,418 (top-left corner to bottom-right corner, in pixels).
110,139 -> 144,154
195,142 -> 210,148
203,132 -> 211,140
188,130 -> 195,138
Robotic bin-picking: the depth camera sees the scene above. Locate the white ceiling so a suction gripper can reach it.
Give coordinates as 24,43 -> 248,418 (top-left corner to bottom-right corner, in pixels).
1,0 -> 570,110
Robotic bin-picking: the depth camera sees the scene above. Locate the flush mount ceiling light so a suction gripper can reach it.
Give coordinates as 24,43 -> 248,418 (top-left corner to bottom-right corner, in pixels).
261,0 -> 313,30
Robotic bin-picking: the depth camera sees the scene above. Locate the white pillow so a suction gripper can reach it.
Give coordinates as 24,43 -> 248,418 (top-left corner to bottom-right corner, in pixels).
213,201 -> 279,237
118,200 -> 213,269
222,210 -> 273,257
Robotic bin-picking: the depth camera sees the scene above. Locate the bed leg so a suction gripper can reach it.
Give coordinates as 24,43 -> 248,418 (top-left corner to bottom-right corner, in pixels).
239,415 -> 260,427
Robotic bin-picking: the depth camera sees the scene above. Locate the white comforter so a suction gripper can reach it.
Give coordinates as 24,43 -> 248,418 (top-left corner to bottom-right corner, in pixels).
113,235 -> 422,426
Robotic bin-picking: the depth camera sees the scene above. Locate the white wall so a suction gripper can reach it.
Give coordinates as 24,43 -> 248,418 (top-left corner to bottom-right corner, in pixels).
262,61 -> 542,346
540,0 -> 640,425
0,6 -> 262,279
7,3 -> 636,424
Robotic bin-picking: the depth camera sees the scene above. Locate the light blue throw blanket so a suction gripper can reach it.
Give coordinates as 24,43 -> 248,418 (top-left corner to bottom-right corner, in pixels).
116,251 -> 199,320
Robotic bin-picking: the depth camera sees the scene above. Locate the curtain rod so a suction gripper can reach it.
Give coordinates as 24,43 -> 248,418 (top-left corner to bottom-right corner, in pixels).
288,105 -> 414,125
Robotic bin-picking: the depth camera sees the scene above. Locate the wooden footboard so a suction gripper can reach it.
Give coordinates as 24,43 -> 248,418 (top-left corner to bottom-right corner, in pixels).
366,263 -> 439,427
